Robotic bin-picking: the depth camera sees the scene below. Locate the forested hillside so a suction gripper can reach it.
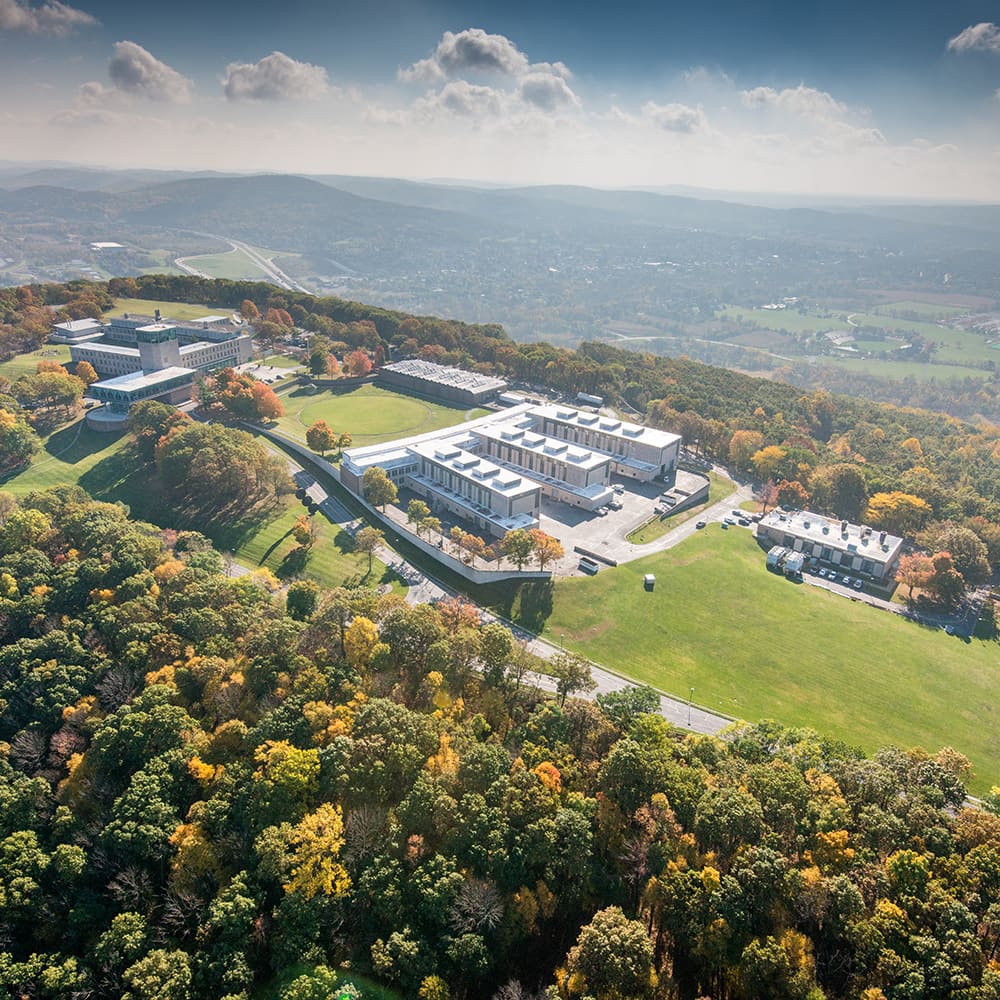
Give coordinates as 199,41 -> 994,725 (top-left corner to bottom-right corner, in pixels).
0,487 -> 997,1000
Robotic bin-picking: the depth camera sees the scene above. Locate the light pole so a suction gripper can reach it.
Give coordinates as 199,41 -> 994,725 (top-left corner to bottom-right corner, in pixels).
688,686 -> 694,726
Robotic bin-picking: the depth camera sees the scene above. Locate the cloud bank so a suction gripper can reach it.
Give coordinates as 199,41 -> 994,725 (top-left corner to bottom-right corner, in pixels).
0,0 -> 96,35
222,51 -> 329,101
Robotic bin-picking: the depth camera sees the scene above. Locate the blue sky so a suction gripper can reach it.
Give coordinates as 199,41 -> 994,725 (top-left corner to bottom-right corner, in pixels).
2,0 -> 999,198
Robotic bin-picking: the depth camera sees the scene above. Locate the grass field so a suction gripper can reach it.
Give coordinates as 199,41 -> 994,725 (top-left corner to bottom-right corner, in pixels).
872,300 -> 966,321
178,248 -> 271,282
821,357 -> 989,383
0,344 -> 72,381
720,306 -> 847,335
514,528 -> 1000,792
274,384 -> 488,447
105,298 -> 227,321
0,417 -> 399,591
627,471 -> 735,544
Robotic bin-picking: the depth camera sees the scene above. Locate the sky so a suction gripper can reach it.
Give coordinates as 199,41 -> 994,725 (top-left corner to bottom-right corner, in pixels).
1,0 -> 1000,199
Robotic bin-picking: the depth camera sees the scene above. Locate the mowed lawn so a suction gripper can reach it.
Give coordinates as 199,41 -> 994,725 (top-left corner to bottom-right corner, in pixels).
274,384 -> 488,446
106,298 -> 227,321
0,344 -> 72,381
538,528 -> 1000,792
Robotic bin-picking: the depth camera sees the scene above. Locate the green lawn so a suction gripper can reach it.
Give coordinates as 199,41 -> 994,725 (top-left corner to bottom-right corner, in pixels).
263,354 -> 303,370
0,344 -> 72,381
180,248 -> 272,282
626,471 -> 736,544
517,529 -> 1000,792
822,357 -> 989,383
106,298 -> 227,321
872,300 -> 966,321
0,418 -> 400,593
720,306 -> 848,335
274,384 -> 488,446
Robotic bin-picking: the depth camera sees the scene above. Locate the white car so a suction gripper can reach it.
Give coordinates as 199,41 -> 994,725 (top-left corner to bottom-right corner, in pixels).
612,484 -> 625,494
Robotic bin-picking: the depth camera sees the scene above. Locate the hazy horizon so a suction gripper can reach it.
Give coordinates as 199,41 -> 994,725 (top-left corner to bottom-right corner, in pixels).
1,0 -> 999,200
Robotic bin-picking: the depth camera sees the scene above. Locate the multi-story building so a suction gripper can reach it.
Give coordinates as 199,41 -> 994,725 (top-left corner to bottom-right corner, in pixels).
756,509 -> 904,583
340,402 -> 679,539
376,358 -> 508,406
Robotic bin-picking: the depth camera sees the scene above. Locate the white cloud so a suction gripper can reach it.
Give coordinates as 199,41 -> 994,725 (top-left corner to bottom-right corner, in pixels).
518,71 -> 579,112
108,41 -> 193,103
399,27 -> 571,85
740,84 -> 847,119
947,22 -> 1000,53
222,51 -> 328,101
641,100 -> 707,133
417,80 -> 506,119
0,0 -> 96,35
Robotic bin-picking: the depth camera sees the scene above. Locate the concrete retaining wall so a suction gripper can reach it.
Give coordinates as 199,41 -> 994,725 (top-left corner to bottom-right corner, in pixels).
251,425 -> 551,586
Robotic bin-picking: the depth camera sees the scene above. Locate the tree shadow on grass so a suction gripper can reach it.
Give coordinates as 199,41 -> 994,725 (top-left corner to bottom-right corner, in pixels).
480,578 -> 554,631
333,528 -> 356,554
42,421 -> 124,464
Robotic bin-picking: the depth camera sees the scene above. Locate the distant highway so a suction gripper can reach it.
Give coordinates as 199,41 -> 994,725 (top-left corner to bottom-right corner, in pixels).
174,232 -> 312,293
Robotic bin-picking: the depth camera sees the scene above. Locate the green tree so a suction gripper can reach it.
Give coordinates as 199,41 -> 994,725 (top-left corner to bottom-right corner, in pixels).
286,579 -> 320,620
500,528 -> 535,570
563,906 -> 656,999
551,651 -> 596,707
354,525 -> 383,575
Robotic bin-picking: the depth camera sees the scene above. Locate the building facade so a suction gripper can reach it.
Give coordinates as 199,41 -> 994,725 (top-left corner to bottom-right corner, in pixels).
376,359 -> 508,406
757,509 -> 904,583
340,403 -> 679,539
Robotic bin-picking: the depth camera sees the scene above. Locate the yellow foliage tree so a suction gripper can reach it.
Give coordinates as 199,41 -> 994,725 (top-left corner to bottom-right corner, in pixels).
344,615 -> 379,669
283,802 -> 352,900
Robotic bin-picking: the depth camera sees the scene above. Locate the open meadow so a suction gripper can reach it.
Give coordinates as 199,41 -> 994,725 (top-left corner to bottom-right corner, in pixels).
274,383 -> 489,447
0,343 -> 71,381
106,297 -> 230,321
500,527 -> 1000,792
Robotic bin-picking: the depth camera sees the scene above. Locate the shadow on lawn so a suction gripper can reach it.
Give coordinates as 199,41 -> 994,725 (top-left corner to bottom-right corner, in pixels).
483,578 -> 554,632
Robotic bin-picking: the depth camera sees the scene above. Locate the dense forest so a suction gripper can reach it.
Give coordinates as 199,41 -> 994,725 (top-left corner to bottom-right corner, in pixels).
1,487 -> 998,1000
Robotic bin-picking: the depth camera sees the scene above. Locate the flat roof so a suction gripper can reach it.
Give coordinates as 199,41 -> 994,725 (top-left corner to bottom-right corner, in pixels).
476,420 -> 609,471
409,440 -> 538,498
74,342 -> 140,357
531,403 -> 681,450
53,318 -> 103,333
382,358 -> 507,393
90,366 -> 194,392
90,241 -> 125,249
760,509 -> 904,560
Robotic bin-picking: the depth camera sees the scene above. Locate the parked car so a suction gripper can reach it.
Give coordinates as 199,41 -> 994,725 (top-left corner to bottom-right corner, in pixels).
695,520 -> 706,529
596,506 -> 609,517
720,521 -> 729,530
608,499 -> 623,511
731,509 -> 742,518
737,517 -> 751,526
827,573 -> 838,583
853,579 -> 863,590
818,568 -> 827,577
612,484 -> 625,494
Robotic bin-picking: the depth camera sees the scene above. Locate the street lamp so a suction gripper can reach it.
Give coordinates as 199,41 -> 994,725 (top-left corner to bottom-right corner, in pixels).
688,687 -> 694,726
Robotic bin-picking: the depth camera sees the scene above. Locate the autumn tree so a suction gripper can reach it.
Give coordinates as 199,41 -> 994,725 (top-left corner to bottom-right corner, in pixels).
354,525 -> 383,575
343,350 -> 373,377
751,445 -> 787,482
240,299 -> 260,322
729,429 -> 765,471
925,552 -> 966,609
500,529 -> 535,570
362,467 -> 397,510
921,522 -> 990,586
74,360 -> 98,386
865,491 -> 932,536
305,420 -> 338,457
283,803 -> 351,900
895,553 -> 933,600
407,500 -> 432,535
0,409 -> 40,473
775,479 -> 810,508
528,529 -> 564,571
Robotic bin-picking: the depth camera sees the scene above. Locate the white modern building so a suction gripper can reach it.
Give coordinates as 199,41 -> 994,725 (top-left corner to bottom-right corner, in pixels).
340,403 -> 681,539
57,310 -> 252,379
757,509 -> 904,583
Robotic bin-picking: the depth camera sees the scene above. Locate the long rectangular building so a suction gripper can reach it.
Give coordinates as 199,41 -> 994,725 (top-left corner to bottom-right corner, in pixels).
376,358 -> 507,406
757,509 -> 904,582
341,402 -> 674,539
